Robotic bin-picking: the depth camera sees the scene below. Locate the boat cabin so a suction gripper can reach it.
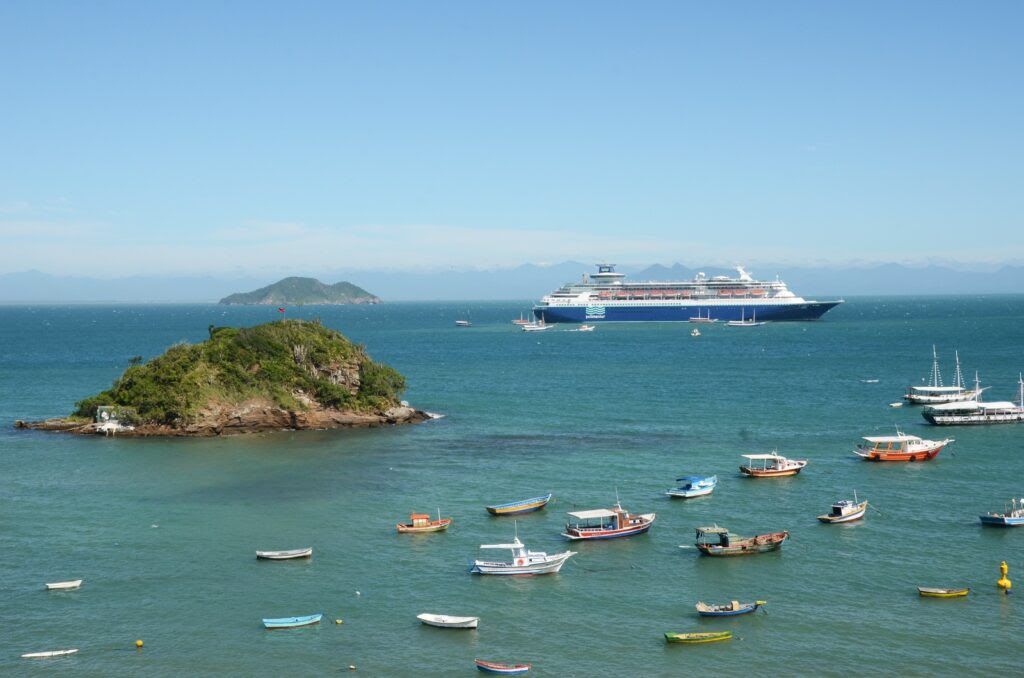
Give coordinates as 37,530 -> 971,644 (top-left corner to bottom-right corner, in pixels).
695,526 -> 739,547
565,508 -> 623,532
408,513 -> 432,527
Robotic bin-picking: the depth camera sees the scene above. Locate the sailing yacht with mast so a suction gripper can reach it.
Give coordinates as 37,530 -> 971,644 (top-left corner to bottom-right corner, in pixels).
904,347 -> 982,405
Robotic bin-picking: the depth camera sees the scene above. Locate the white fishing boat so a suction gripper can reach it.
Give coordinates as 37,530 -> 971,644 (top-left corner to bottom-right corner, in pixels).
666,475 -> 717,498
417,613 -> 480,629
818,492 -> 868,523
689,309 -> 718,323
726,309 -> 765,327
521,319 -> 552,332
255,547 -> 313,560
470,532 -> 575,575
455,319 -> 472,327
691,328 -> 701,337
739,453 -> 807,477
21,648 -> 79,659
904,347 -> 983,404
576,324 -> 595,332
46,580 -> 82,590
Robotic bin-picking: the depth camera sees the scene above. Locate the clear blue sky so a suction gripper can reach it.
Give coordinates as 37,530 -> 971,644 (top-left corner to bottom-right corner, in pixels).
2,1 -> 1022,275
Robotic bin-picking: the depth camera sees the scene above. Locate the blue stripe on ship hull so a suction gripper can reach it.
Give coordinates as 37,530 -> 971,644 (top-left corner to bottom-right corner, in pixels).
533,302 -> 840,323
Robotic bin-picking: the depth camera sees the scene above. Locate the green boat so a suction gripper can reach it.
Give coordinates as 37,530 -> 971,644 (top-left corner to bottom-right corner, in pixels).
664,631 -> 732,644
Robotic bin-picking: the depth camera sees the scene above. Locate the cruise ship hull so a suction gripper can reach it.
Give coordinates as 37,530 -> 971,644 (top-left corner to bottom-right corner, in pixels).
533,301 -> 841,323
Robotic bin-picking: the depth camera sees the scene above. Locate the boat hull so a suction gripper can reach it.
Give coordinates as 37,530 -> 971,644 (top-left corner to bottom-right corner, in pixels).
924,412 -> 1024,425
534,301 -> 841,324
46,580 -> 82,590
664,631 -> 732,644
262,613 -> 323,629
695,603 -> 761,617
475,659 -> 531,674
979,515 -> 1024,527
397,518 -> 452,533
417,613 -> 479,629
697,532 -> 789,557
256,548 -> 312,560
21,649 -> 79,659
855,447 -> 945,462
739,466 -> 803,477
666,486 -> 714,499
918,587 -> 969,598
486,494 -> 552,515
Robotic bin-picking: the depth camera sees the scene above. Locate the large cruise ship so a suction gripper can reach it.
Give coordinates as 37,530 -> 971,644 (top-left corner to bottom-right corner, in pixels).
532,264 -> 842,323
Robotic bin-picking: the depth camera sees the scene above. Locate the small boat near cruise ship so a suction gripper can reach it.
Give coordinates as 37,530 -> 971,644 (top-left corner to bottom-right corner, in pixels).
562,500 -> 656,540
689,309 -> 718,323
695,600 -> 766,617
918,587 -> 969,598
818,493 -> 868,524
417,613 -> 479,629
664,631 -> 732,644
486,493 -> 552,516
46,579 -> 82,590
666,475 -> 717,499
853,431 -> 953,462
979,497 -> 1024,527
256,547 -> 312,560
726,309 -> 765,326
904,347 -> 983,405
397,510 -> 452,533
262,613 -> 323,629
475,659 -> 531,674
923,374 -> 1024,426
521,319 -> 551,332
694,526 -> 789,556
470,533 -> 575,575
739,453 -> 806,477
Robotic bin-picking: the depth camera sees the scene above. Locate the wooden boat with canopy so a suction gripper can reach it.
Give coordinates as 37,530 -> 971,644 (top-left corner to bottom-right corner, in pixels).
739,453 -> 806,477
562,500 -> 655,540
853,431 -> 953,462
694,526 -> 788,556
396,509 -> 452,533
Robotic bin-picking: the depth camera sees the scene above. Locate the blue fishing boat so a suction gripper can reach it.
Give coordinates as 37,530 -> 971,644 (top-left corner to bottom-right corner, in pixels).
486,493 -> 553,516
665,475 -> 717,499
695,600 -> 766,616
979,497 -> 1024,527
262,613 -> 322,629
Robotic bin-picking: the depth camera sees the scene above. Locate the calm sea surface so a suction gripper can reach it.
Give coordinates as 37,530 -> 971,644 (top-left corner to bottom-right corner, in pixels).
2,298 -> 1023,676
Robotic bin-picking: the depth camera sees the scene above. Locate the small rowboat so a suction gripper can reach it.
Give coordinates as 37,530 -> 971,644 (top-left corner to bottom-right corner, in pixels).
262,613 -> 323,629
664,631 -> 732,644
918,587 -> 969,598
417,613 -> 479,629
397,509 -> 452,533
486,493 -> 553,516
256,547 -> 312,560
21,649 -> 79,659
475,659 -> 531,674
46,580 -> 82,590
696,600 -> 765,617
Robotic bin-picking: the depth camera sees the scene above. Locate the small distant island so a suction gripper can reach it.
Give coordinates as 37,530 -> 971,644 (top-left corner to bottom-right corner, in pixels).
16,319 -> 427,436
219,276 -> 381,305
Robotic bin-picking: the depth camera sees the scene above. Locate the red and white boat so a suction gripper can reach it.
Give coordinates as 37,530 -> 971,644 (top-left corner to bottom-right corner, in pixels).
853,431 -> 953,462
562,500 -> 655,540
739,453 -> 807,477
397,510 -> 452,533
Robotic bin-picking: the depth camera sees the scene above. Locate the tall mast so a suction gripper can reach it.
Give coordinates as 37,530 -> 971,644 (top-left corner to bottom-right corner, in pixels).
929,345 -> 943,387
953,351 -> 964,389
1019,373 -> 1023,408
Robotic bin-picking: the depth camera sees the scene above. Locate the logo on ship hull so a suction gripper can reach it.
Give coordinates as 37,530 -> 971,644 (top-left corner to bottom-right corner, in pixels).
585,305 -> 606,319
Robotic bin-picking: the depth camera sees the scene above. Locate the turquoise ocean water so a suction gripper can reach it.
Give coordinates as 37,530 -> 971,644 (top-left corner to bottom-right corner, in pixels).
2,298 -> 1023,676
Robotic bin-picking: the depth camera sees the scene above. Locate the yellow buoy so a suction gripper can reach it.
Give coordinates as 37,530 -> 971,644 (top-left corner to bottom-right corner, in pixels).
997,560 -> 1012,593
335,619 -> 343,624
135,639 -> 144,648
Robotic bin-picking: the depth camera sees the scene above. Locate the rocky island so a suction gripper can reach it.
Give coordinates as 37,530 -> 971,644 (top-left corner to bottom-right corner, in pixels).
16,319 -> 428,436
219,276 -> 381,305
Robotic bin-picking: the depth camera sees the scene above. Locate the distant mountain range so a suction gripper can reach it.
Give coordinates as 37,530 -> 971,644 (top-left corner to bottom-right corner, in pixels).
0,262 -> 1021,302
219,277 -> 380,305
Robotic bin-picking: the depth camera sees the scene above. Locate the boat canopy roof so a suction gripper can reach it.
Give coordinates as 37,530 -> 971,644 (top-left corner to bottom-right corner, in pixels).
479,537 -> 524,549
567,508 -> 617,520
928,400 -> 1018,411
741,453 -> 785,460
863,434 -> 920,443
696,526 -> 729,534
676,475 -> 711,482
910,386 -> 968,393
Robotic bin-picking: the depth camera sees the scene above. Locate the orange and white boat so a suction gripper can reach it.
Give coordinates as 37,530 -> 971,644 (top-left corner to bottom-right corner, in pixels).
853,431 -> 953,462
397,510 -> 452,533
739,453 -> 807,477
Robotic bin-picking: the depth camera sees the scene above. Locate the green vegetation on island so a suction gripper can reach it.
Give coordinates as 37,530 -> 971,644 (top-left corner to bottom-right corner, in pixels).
72,320 -> 406,427
219,277 -> 381,305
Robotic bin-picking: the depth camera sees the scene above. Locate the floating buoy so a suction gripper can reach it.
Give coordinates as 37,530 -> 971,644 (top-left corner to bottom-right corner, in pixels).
355,591 -> 361,596
348,665 -> 356,671
998,560 -> 1012,594
335,619 -> 343,624
135,639 -> 144,648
